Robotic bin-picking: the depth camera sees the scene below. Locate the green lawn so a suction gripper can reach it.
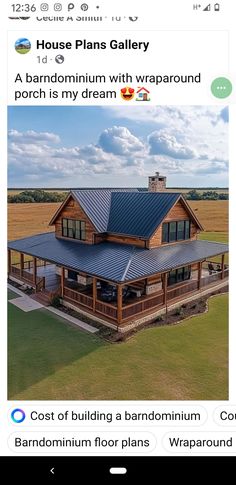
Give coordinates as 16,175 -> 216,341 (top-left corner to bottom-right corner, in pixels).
8,289 -> 20,300
199,231 -> 228,264
8,292 -> 228,400
199,232 -> 228,243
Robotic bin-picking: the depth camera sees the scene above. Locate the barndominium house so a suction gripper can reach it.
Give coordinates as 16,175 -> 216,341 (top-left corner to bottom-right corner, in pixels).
8,173 -> 228,332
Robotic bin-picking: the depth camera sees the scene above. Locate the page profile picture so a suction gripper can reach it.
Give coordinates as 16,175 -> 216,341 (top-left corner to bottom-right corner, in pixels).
15,38 -> 31,54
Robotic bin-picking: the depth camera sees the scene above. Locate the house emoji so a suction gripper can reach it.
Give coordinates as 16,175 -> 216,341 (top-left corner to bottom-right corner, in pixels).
136,87 -> 150,101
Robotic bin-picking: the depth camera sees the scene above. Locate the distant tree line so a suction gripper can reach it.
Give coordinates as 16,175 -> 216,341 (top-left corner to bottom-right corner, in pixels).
7,188 -> 229,203
185,189 -> 228,201
8,189 -> 67,203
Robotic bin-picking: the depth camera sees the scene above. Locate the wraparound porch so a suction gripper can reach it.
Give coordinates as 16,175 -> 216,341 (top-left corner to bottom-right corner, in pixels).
8,248 -> 228,327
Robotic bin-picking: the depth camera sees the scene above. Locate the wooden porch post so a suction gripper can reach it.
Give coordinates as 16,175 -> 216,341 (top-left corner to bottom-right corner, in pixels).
117,284 -> 123,326
221,254 -> 225,279
198,261 -> 202,289
61,267 -> 65,298
8,249 -> 12,275
93,277 -> 97,312
163,273 -> 167,306
33,257 -> 37,286
20,253 -> 24,278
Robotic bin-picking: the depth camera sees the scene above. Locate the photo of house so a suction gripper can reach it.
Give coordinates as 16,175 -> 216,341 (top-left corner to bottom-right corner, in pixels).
7,105 -> 229,400
8,172 -> 228,331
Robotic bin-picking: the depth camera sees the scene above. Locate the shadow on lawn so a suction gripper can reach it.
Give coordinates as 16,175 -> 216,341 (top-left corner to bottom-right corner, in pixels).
8,303 -> 105,398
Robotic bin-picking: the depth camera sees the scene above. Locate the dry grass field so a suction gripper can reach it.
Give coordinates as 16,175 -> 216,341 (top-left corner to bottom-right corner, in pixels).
7,188 -> 228,239
188,200 -> 228,232
8,202 -> 60,240
8,199 -> 228,241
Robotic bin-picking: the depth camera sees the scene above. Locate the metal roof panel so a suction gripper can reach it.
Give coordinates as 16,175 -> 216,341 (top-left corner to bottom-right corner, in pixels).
107,192 -> 180,238
8,233 -> 228,283
72,188 -> 138,232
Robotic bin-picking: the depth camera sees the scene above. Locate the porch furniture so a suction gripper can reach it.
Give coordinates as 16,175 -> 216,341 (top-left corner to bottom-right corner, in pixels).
208,263 -> 218,275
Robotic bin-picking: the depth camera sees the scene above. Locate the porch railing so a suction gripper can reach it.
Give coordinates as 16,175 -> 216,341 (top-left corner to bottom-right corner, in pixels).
12,260 -> 51,270
9,265 -> 43,287
35,277 -> 45,292
10,265 -> 34,283
63,286 -> 118,321
224,268 -> 229,279
122,292 -> 164,321
64,287 -> 93,309
62,265 -> 229,323
95,301 -> 117,321
201,270 -> 225,287
167,280 -> 199,301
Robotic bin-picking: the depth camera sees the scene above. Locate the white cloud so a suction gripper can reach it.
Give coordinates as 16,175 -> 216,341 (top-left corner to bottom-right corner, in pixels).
8,129 -> 60,144
8,108 -> 228,186
148,132 -> 197,159
105,105 -> 229,128
98,126 -> 144,155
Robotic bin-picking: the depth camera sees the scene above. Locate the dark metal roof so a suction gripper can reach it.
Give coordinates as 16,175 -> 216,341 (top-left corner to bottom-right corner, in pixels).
50,189 -> 203,237
8,233 -> 228,283
71,188 -> 138,232
126,239 -> 228,281
107,192 -> 181,237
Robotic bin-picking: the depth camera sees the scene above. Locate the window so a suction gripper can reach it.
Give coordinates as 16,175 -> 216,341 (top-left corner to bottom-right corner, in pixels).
177,267 -> 183,282
162,220 -> 191,243
81,221 -> 86,240
162,223 -> 169,243
183,265 -> 191,281
168,266 -> 191,286
67,270 -> 77,281
61,218 -> 86,241
68,219 -> 74,238
75,220 -> 81,239
62,218 -> 68,237
169,222 -> 177,242
185,220 -> 190,239
168,270 -> 177,286
177,221 -> 185,240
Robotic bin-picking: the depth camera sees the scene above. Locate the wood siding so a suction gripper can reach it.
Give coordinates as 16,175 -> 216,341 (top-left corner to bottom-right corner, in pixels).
52,194 -> 200,248
147,275 -> 162,285
95,233 -> 146,248
148,200 -> 199,248
54,196 -> 95,244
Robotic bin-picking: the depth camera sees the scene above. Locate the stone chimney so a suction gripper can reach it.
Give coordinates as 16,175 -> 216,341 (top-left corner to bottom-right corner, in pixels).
148,172 -> 167,192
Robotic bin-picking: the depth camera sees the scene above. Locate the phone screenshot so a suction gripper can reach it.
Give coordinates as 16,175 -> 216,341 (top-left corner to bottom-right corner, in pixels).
1,0 -> 235,479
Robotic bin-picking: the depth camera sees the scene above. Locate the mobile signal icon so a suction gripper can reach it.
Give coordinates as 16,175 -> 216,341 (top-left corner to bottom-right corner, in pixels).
203,3 -> 211,10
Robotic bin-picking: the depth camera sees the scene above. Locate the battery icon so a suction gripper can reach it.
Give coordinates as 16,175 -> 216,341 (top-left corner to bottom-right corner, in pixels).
214,3 -> 220,11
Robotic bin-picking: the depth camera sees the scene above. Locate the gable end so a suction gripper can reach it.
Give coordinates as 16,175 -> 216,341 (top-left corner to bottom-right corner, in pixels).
49,192 -> 97,244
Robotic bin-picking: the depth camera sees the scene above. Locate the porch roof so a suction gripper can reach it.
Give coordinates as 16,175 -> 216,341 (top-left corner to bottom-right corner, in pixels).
8,232 -> 228,283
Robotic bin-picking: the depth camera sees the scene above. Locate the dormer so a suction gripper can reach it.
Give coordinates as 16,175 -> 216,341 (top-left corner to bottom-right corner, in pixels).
49,193 -> 97,244
49,189 -> 203,249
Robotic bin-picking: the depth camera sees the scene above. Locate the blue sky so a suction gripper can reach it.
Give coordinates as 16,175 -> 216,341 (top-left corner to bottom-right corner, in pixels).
8,106 -> 229,188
